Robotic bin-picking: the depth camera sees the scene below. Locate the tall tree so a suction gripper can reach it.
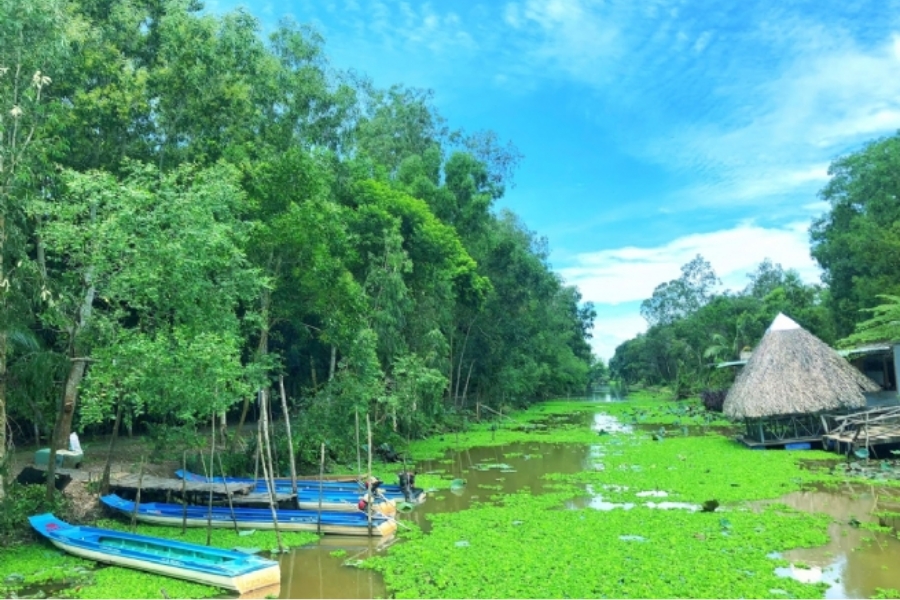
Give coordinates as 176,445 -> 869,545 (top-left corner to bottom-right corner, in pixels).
811,133 -> 900,337
640,255 -> 720,326
0,0 -> 71,496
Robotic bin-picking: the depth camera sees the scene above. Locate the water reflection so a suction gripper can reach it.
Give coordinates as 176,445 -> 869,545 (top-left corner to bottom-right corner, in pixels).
766,488 -> 900,599
277,536 -> 389,599
592,413 -> 633,434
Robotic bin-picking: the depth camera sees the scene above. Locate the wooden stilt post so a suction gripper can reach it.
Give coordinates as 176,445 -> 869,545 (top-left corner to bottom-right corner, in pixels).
258,425 -> 283,552
216,452 -> 238,534
131,456 -> 145,533
279,375 -> 299,509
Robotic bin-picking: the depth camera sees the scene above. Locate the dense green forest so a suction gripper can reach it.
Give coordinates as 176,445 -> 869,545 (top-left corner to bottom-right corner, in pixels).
610,133 -> 900,400
0,0 -> 599,498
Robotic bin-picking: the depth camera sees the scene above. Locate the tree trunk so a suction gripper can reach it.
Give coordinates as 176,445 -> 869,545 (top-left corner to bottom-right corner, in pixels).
0,329 -> 7,500
232,288 -> 270,449
54,262 -> 96,449
454,320 -> 474,407
54,359 -> 88,449
328,345 -> 336,381
101,401 -> 123,495
278,375 -> 298,506
0,208 -> 7,499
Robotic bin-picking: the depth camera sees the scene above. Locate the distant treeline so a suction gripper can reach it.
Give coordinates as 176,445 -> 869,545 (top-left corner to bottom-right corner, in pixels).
610,133 -> 900,396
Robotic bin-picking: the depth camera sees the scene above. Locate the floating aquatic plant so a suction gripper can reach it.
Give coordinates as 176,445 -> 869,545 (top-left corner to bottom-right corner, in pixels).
363,491 -> 830,598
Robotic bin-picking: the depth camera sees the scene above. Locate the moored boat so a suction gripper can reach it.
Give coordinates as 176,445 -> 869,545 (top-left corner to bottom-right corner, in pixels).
175,470 -> 426,504
28,513 -> 280,593
101,494 -> 398,537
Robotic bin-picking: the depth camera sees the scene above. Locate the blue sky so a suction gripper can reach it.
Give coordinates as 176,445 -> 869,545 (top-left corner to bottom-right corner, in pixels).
207,0 -> 900,360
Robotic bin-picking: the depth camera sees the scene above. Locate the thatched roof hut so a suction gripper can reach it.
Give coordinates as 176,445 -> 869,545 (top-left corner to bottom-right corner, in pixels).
723,313 -> 881,420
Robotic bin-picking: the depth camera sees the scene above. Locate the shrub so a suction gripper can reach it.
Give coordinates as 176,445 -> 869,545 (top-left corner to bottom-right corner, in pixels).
0,482 -> 72,544
700,389 -> 728,412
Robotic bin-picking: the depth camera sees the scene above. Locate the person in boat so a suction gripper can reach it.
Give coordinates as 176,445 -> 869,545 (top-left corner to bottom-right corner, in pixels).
398,470 -> 416,501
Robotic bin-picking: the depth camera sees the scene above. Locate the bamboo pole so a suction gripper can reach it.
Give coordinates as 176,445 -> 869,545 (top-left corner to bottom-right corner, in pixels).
317,442 -> 325,535
206,413 -> 216,545
181,451 -> 187,535
367,413 -> 373,537
356,409 -> 362,483
131,456 -> 145,533
279,375 -> 299,508
216,452 -> 239,534
259,395 -> 284,552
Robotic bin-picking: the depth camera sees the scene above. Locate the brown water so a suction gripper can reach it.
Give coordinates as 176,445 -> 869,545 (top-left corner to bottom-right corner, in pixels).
275,406 -> 900,600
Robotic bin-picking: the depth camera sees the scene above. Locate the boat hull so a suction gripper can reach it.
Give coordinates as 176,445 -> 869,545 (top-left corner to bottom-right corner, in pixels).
102,495 -> 397,538
177,470 -> 426,504
45,538 -> 279,593
28,514 -> 280,594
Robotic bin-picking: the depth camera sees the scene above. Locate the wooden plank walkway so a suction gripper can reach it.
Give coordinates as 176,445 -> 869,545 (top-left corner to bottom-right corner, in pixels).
25,467 -> 253,497
822,406 -> 900,456
109,474 -> 254,496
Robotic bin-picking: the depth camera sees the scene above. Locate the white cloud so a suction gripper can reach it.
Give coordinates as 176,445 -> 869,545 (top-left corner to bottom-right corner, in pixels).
590,311 -> 647,362
573,221 -> 824,359
561,221 -> 820,306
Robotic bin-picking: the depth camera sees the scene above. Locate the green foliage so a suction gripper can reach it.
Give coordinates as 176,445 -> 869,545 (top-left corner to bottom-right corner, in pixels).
841,294 -> 900,346
0,544 -> 94,598
2,0 -> 594,507
613,257 -> 832,391
0,483 -> 72,544
811,133 -> 900,337
69,566 -> 219,599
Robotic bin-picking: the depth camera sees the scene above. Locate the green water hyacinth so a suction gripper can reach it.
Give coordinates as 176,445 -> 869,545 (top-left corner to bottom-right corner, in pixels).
364,491 -> 830,598
548,435 -> 838,504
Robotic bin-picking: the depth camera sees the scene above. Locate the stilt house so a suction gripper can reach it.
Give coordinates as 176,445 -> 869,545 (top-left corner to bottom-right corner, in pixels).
723,313 -> 881,447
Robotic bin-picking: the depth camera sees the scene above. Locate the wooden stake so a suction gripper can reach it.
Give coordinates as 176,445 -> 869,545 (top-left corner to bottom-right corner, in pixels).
258,420 -> 284,552
366,413 -> 373,537
279,375 -> 299,508
131,456 -> 145,533
216,452 -> 238,534
181,450 -> 187,535
206,413 -> 216,546
317,442 -> 325,535
355,409 -> 362,482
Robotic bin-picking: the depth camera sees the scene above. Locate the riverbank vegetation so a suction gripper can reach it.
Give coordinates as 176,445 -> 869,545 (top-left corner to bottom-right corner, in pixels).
0,0 -> 598,524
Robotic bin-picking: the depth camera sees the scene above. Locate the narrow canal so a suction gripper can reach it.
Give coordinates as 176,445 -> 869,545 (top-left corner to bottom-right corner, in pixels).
274,401 -> 900,599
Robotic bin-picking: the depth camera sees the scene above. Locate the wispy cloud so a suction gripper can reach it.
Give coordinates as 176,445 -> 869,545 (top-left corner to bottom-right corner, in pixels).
561,221 -> 821,307
567,220 -> 824,359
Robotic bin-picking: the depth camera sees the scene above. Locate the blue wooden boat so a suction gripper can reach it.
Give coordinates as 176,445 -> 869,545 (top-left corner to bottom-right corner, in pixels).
101,494 -> 397,537
175,470 -> 426,504
29,513 -> 280,593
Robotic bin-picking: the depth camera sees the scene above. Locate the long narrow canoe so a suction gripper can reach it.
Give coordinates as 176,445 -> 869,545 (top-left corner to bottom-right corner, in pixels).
175,470 -> 426,504
101,494 -> 397,538
29,513 -> 280,594
233,491 -> 397,516
227,483 -> 397,515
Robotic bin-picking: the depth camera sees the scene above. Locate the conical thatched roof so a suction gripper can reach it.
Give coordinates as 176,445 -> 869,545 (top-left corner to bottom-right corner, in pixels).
723,313 -> 881,419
